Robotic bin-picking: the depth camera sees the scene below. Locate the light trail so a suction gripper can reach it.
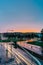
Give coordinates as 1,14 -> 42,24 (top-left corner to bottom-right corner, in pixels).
18,44 -> 41,65
3,43 -> 31,65
2,42 -> 41,65
2,43 -> 24,65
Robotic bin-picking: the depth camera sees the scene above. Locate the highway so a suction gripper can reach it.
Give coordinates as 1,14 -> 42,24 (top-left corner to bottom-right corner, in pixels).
0,42 -> 41,65
17,42 -> 42,65
0,43 -> 25,65
3,43 -> 33,65
17,41 -> 42,55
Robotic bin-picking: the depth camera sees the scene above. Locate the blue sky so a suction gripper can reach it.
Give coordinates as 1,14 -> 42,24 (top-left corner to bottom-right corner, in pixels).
0,0 -> 43,32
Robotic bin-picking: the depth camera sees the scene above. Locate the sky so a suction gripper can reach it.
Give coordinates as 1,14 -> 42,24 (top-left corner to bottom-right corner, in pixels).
0,0 -> 43,33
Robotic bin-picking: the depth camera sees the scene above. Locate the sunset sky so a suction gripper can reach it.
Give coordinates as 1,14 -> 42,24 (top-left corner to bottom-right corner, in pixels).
0,0 -> 43,33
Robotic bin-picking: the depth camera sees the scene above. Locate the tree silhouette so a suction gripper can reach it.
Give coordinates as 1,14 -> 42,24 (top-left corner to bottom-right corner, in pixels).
0,34 -> 1,40
41,29 -> 43,56
41,29 -> 43,41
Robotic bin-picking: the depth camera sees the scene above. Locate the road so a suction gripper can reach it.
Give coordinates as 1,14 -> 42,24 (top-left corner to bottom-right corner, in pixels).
0,42 -> 41,65
17,42 -> 43,65
3,42 -> 35,65
0,43 -> 31,65
17,41 -> 42,55
0,43 -> 24,65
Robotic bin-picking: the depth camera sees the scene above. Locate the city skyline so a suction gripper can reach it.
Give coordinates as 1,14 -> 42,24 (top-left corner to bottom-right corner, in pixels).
0,0 -> 43,33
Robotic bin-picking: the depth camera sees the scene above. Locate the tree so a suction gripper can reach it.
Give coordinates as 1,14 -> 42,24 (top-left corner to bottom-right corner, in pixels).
0,34 -> 1,40
41,29 -> 43,56
31,33 -> 34,38
41,29 -> 43,41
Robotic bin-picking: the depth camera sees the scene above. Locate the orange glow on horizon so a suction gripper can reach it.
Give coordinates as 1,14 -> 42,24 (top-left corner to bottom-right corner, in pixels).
7,29 -> 40,33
